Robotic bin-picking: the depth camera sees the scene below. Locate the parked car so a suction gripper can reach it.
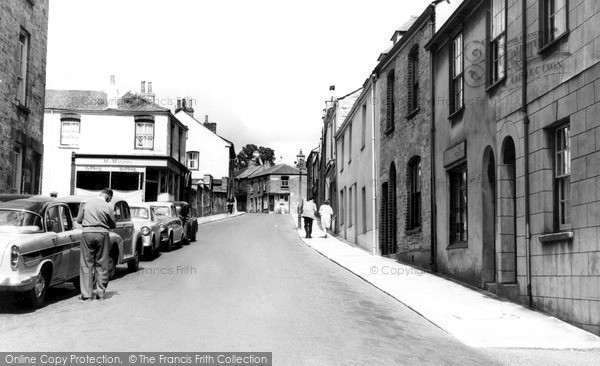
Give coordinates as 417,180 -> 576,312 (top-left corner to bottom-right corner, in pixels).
57,195 -> 140,278
147,202 -> 185,251
173,201 -> 198,242
0,197 -> 85,306
0,194 -> 34,202
128,202 -> 161,258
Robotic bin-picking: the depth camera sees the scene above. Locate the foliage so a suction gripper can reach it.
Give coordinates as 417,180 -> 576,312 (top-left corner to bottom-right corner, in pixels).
235,144 -> 276,170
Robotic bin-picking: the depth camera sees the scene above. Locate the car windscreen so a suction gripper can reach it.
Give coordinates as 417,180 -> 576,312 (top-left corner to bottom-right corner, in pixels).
131,207 -> 150,220
151,206 -> 172,218
0,209 -> 43,233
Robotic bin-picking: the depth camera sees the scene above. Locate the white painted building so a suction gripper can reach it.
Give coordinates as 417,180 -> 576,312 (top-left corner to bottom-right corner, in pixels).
175,109 -> 235,215
43,88 -> 189,201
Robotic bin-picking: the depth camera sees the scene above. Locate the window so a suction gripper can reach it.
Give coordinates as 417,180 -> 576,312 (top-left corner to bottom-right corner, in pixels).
17,30 -> 29,105
554,124 -> 570,230
540,0 -> 568,47
281,176 -> 289,189
386,70 -> 395,131
340,188 -> 345,225
348,124 -> 352,163
361,104 -> 367,149
187,151 -> 199,170
135,118 -> 154,150
451,34 -> 464,114
449,165 -> 468,244
408,45 -> 420,113
362,186 -> 367,234
489,0 -> 506,84
407,157 -> 422,230
340,137 -> 345,171
12,145 -> 23,192
349,186 -> 353,227
60,114 -> 80,147
46,205 -> 62,233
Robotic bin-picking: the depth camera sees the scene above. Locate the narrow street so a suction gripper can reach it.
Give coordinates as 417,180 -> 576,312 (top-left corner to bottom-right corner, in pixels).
0,214 -> 492,365
1,214 -> 599,365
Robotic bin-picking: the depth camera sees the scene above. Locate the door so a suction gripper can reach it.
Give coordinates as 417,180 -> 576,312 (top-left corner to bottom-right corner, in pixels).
114,201 -> 134,259
482,147 -> 496,284
60,205 -> 81,278
45,205 -> 71,283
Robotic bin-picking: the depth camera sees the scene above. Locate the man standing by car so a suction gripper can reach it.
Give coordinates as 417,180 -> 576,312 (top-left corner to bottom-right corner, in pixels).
76,188 -> 116,301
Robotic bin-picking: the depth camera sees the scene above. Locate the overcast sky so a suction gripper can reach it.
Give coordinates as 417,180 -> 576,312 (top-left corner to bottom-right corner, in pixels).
46,0 -> 457,165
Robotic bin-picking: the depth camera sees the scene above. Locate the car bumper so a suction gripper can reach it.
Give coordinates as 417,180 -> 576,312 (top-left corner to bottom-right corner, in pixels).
0,274 -> 36,292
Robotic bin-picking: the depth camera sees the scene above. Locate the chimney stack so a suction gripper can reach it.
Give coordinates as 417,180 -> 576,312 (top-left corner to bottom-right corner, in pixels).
203,115 -> 217,134
141,81 -> 146,93
176,98 -> 182,112
107,75 -> 118,109
148,82 -> 153,93
140,80 -> 155,103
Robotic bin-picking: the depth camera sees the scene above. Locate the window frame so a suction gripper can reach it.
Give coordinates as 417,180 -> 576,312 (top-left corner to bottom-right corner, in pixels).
539,0 -> 569,51
17,29 -> 30,106
60,114 -> 81,147
361,104 -> 367,149
488,0 -> 507,87
187,151 -> 199,170
553,123 -> 571,231
407,45 -> 420,116
449,163 -> 468,245
407,157 -> 422,231
450,33 -> 464,117
280,176 -> 289,189
134,118 -> 155,150
386,70 -> 396,133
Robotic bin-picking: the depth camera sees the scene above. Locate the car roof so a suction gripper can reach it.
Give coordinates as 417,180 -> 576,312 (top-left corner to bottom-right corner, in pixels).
0,194 -> 35,202
146,201 -> 174,207
128,202 -> 151,208
57,195 -> 126,208
0,196 -> 57,215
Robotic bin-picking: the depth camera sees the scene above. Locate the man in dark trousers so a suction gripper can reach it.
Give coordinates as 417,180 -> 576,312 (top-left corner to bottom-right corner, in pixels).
76,188 -> 116,300
301,197 -> 317,238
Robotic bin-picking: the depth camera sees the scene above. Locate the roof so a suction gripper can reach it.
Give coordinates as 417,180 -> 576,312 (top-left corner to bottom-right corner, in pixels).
46,90 -> 169,112
56,195 -> 125,209
248,163 -> 303,179
235,164 -> 264,180
0,197 -> 56,215
399,16 -> 419,32
175,111 -> 236,155
426,0 -> 481,51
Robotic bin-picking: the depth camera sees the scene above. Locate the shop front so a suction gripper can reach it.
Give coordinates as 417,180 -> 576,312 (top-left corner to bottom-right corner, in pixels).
73,156 -> 189,202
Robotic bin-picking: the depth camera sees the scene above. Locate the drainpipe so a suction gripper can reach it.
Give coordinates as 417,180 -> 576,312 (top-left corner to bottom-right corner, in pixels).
429,7 -> 438,272
370,73 -> 379,255
521,0 -> 533,308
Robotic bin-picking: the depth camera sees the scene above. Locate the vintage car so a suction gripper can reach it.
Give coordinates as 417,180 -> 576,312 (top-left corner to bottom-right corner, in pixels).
57,195 -> 140,278
128,202 -> 161,258
0,197 -> 93,306
173,201 -> 198,242
147,201 -> 185,251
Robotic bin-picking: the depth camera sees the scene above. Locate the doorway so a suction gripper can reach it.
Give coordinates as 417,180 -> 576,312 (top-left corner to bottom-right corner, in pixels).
482,146 -> 496,284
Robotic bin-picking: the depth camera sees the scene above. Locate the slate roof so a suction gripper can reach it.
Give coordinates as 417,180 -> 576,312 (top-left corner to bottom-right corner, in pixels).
248,163 -> 304,179
45,90 -> 169,112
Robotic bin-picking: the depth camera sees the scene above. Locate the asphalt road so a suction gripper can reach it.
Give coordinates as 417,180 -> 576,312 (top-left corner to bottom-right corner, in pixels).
1,214 -> 599,366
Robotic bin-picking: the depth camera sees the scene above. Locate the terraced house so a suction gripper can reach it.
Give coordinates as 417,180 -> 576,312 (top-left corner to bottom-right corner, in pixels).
0,0 -> 48,194
427,0 -> 600,335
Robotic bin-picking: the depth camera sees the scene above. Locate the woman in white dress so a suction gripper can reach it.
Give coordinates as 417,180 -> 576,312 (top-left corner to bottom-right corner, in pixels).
319,200 -> 333,238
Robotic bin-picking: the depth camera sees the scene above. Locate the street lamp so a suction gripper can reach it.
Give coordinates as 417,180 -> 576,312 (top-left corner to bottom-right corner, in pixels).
295,149 -> 306,229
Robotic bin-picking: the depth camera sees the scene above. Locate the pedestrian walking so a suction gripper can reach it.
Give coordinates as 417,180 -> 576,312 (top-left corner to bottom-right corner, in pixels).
226,196 -> 235,216
319,200 -> 333,238
301,197 -> 317,238
76,188 -> 116,301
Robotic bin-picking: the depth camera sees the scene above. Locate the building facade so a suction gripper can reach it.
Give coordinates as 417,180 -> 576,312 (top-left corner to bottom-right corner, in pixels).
43,88 -> 189,201
336,80 -> 379,253
175,110 -> 235,216
243,163 -> 306,214
428,0 -> 600,335
376,7 -> 434,268
0,0 -> 48,194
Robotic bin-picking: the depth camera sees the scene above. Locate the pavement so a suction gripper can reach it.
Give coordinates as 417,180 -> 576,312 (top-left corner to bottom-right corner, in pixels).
194,211 -> 245,225
292,214 -> 600,349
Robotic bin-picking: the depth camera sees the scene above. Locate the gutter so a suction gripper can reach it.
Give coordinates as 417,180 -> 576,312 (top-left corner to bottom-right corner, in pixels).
429,5 -> 438,271
370,74 -> 379,255
521,0 -> 533,308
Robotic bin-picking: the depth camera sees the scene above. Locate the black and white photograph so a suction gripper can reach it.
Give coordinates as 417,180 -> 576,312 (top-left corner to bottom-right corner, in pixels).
1,0 -> 600,365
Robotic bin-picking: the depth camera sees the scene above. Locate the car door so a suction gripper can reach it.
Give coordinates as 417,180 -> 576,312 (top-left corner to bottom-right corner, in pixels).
114,201 -> 134,259
61,205 -> 82,278
171,205 -> 183,241
44,204 -> 71,283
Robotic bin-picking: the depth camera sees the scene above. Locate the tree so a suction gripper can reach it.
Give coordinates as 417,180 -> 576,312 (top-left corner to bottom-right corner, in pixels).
235,144 -> 276,170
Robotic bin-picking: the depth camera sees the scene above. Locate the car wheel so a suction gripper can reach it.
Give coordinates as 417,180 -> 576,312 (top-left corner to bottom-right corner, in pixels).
128,245 -> 140,272
72,277 -> 81,293
191,223 -> 197,242
165,234 -> 173,252
178,234 -> 184,248
28,270 -> 49,307
108,250 -> 118,280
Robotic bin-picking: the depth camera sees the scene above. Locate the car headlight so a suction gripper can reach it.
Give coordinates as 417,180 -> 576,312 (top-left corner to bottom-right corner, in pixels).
141,226 -> 150,236
10,245 -> 19,269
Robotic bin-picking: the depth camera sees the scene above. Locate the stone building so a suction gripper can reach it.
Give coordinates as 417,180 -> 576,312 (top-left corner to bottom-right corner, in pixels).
0,0 -> 48,194
427,0 -> 600,335
376,6 -> 435,269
